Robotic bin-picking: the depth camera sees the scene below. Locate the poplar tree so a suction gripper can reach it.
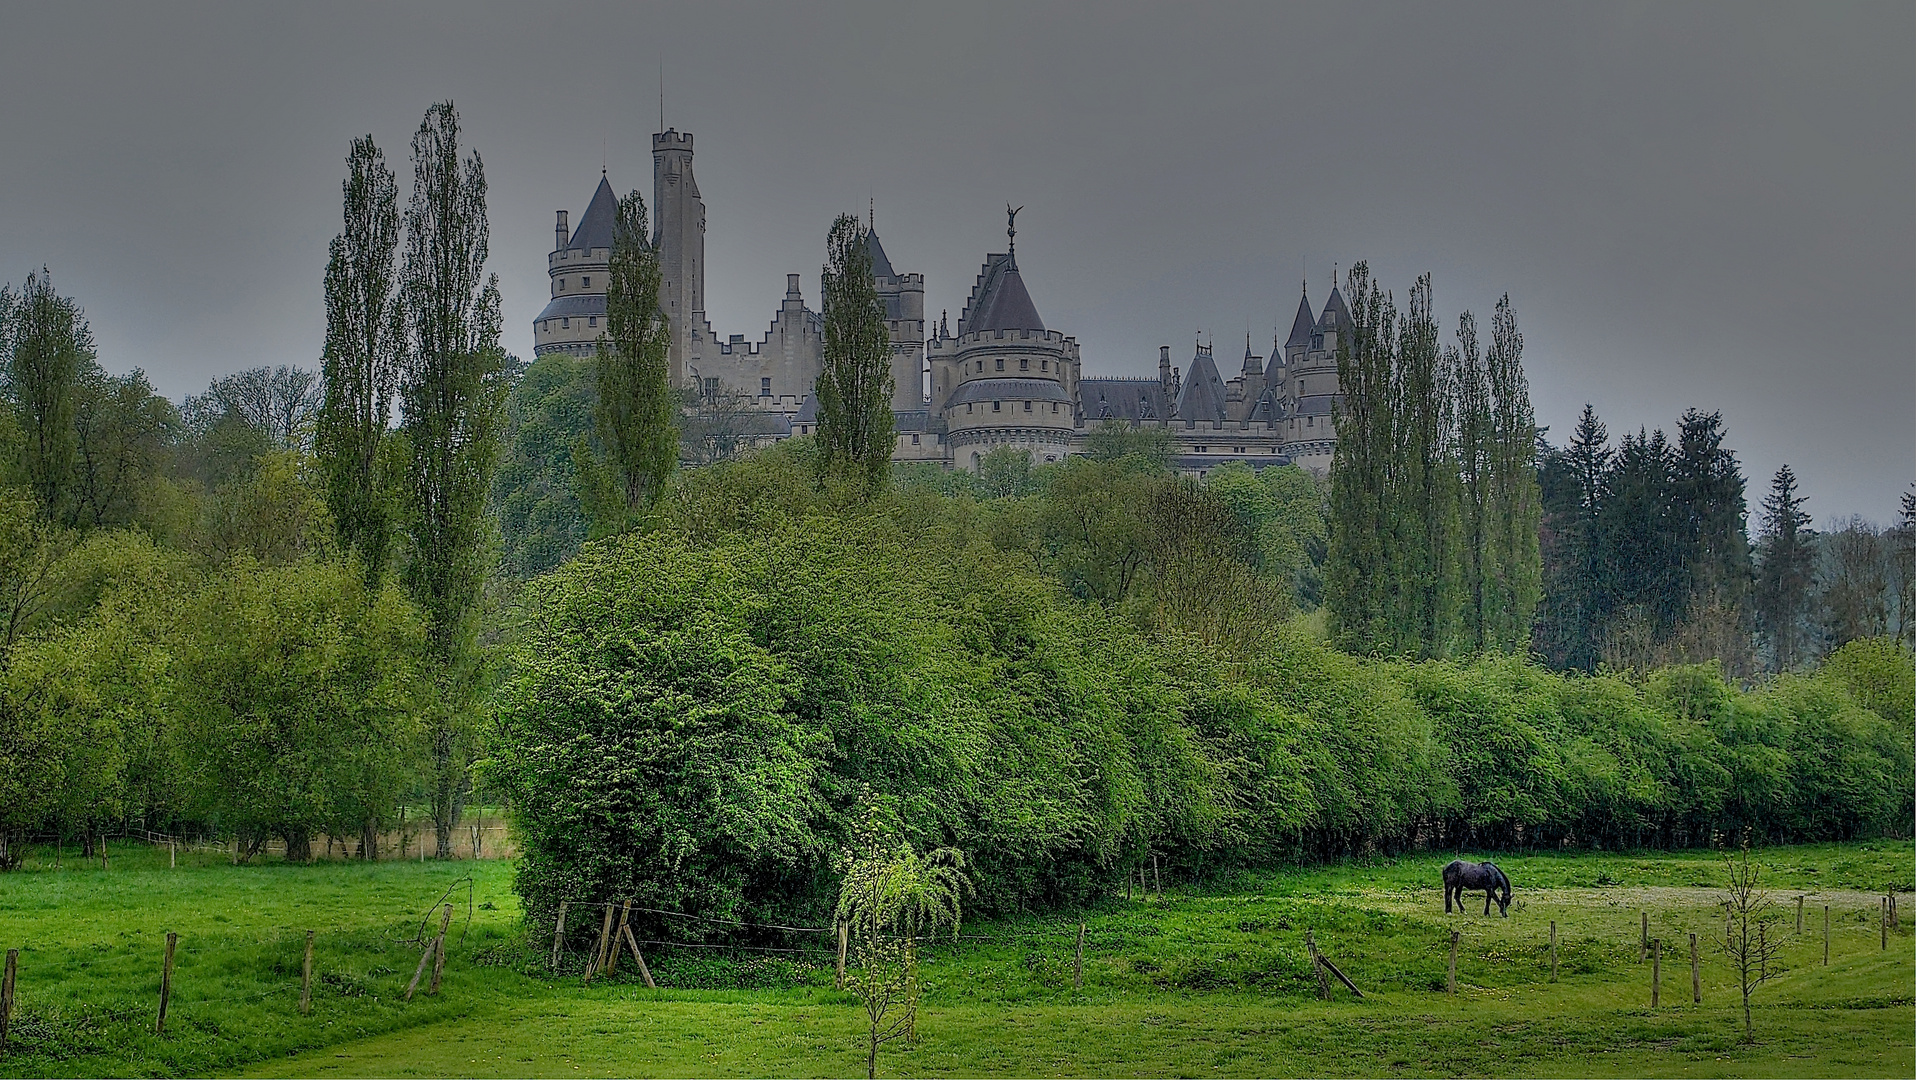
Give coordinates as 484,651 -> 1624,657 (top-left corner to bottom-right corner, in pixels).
1483,295 -> 1541,651
1450,310 -> 1492,651
1754,464 -> 1812,671
395,101 -> 508,858
816,213 -> 894,487
578,189 -> 674,532
317,136 -> 401,581
1391,273 -> 1460,657
1,270 -> 91,517
1326,263 -> 1396,653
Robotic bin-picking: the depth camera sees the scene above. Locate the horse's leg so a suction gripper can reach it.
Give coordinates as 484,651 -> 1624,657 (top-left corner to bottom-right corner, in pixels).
1444,884 -> 1452,913
1483,889 -> 1492,916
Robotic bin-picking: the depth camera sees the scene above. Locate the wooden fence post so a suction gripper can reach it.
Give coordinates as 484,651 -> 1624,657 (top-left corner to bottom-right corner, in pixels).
1689,933 -> 1699,1004
606,900 -> 631,976
1549,921 -> 1557,983
156,932 -> 177,1033
1074,923 -> 1085,990
170,840 -> 176,869
585,903 -> 614,984
1880,898 -> 1888,951
1639,911 -> 1647,961
620,925 -> 656,990
1152,854 -> 1161,896
300,930 -> 314,1015
1651,938 -> 1660,1008
2,948 -> 16,1053
835,921 -> 848,991
1795,895 -> 1804,934
1305,930 -> 1329,1000
550,903 -> 569,972
1448,930 -> 1459,996
427,905 -> 452,996
1823,905 -> 1830,966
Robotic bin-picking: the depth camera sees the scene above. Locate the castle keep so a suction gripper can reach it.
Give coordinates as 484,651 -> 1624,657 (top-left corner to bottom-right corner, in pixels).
532,128 -> 1347,474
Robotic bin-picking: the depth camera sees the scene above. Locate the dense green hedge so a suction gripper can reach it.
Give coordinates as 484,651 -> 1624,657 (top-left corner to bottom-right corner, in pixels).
488,492 -> 1913,936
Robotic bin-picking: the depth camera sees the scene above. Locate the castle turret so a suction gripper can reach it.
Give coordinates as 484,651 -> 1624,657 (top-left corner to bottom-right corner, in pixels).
531,175 -> 616,357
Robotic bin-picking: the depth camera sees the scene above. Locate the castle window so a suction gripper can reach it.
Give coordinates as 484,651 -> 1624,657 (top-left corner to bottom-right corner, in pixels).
761,378 -> 772,397
1020,358 -> 1028,370
1041,359 -> 1048,371
966,403 -> 973,413
911,434 -> 920,445
704,377 -> 720,398
1051,403 -> 1058,413
995,358 -> 1004,371
588,317 -> 597,327
1023,401 -> 1031,412
582,276 -> 590,287
559,279 -> 565,290
562,318 -> 570,328
993,401 -> 1001,412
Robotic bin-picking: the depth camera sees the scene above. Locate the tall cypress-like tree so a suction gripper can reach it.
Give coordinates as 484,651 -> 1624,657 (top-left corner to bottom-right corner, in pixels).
317,136 -> 401,581
1391,273 -> 1460,657
1326,263 -> 1397,653
1754,464 -> 1813,671
1450,310 -> 1492,651
1483,294 -> 1541,651
1,270 -> 92,517
579,189 -> 674,532
816,213 -> 893,487
395,101 -> 508,859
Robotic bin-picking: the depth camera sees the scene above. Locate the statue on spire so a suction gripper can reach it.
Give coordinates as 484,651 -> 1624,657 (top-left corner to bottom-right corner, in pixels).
1007,204 -> 1022,255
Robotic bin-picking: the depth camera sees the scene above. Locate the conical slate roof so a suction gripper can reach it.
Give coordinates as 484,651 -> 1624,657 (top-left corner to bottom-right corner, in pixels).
568,174 -> 618,252
865,229 -> 896,279
1175,346 -> 1229,422
1318,286 -> 1352,336
1285,289 -> 1316,348
959,253 -> 1045,335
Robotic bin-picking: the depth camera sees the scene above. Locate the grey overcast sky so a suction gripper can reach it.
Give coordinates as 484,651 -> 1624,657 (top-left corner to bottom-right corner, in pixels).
2,1 -> 1910,521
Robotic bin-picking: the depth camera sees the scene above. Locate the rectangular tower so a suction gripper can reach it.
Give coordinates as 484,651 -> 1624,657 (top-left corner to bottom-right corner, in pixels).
653,129 -> 703,387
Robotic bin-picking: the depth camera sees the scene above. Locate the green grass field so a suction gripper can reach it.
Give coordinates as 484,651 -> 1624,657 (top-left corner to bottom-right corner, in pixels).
0,840 -> 1909,1077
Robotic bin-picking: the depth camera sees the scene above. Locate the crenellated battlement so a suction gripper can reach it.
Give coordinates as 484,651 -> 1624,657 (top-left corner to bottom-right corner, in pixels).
652,129 -> 693,152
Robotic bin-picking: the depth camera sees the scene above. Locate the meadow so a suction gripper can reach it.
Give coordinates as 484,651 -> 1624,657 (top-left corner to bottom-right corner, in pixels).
0,839 -> 1909,1078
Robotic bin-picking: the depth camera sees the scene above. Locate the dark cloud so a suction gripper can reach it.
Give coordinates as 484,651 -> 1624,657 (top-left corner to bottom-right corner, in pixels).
2,0 -> 1908,520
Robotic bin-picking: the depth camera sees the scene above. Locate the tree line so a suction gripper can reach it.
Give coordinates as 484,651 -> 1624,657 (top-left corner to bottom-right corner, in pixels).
3,99 -> 1910,896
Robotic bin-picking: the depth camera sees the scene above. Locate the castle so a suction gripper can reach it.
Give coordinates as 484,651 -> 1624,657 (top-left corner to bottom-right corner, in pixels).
532,128 -> 1348,474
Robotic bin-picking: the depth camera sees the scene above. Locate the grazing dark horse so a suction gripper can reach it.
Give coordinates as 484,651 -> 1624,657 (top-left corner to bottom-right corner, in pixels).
1443,859 -> 1512,916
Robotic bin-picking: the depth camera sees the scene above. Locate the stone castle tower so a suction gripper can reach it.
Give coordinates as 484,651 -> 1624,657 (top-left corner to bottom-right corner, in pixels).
652,129 -> 702,386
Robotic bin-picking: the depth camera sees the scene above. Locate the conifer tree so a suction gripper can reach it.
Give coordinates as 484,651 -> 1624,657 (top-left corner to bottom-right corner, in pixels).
816,214 -> 894,487
1538,405 -> 1613,670
1754,464 -> 1813,671
317,136 -> 401,581
394,101 -> 508,858
578,189 -> 674,532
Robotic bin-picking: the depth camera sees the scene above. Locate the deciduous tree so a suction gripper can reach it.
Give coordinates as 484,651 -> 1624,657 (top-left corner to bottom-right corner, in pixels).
816,214 -> 893,488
